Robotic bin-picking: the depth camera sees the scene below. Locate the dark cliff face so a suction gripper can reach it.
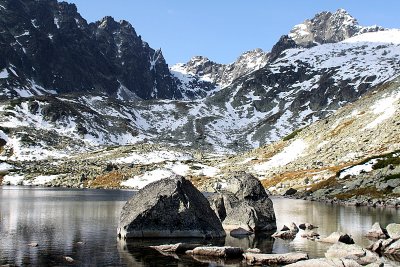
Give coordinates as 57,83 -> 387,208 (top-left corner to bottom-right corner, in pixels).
0,0 -> 180,100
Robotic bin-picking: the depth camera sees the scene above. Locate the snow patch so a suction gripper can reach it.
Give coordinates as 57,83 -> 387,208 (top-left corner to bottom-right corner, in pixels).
0,69 -> 8,79
120,169 -> 173,189
365,91 -> 400,129
254,139 -> 308,172
2,174 -> 24,185
339,159 -> 378,179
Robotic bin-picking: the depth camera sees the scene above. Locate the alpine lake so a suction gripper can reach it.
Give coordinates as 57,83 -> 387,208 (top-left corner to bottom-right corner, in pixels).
0,186 -> 399,266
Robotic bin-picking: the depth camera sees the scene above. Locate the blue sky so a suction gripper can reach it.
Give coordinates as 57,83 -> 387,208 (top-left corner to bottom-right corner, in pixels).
67,0 -> 399,65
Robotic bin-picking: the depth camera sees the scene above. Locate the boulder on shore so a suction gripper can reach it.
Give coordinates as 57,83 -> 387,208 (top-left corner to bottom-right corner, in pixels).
386,223 -> 400,239
209,172 -> 276,232
365,222 -> 388,239
117,176 -> 226,239
243,252 -> 308,265
325,243 -> 381,266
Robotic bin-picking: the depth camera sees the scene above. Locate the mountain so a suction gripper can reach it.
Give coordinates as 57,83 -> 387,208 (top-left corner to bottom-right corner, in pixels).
288,8 -> 385,47
224,74 -> 400,204
171,48 -> 270,91
0,0 -> 180,100
0,4 -> 400,166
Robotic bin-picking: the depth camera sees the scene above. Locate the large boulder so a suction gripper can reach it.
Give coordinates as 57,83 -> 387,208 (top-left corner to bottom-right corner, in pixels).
117,176 -> 226,239
210,172 -> 276,232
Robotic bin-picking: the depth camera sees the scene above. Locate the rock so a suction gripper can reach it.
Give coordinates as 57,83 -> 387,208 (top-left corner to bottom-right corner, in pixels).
393,186 -> 400,194
288,222 -> 299,233
365,222 -> 388,239
320,232 -> 355,244
230,227 -> 253,237
150,243 -> 201,254
272,230 -> 297,239
28,242 -> 39,247
246,248 -> 261,253
209,172 -> 276,232
285,258 -> 363,267
284,188 -> 298,196
64,257 -> 74,263
187,246 -> 243,258
325,243 -> 381,266
301,231 -> 320,239
386,223 -> 400,239
385,238 -> 400,254
299,223 -> 318,230
367,239 -> 385,253
117,176 -> 225,239
243,252 -> 308,265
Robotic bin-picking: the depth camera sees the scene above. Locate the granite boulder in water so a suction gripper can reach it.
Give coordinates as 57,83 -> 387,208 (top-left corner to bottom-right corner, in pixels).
210,172 -> 276,232
117,175 -> 225,239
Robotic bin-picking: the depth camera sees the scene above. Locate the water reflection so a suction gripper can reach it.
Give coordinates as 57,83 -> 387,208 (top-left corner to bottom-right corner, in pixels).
0,187 -> 399,266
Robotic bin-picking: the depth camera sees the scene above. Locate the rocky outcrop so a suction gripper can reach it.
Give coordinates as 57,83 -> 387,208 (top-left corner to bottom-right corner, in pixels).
0,0 -> 179,100
117,175 -> 225,239
209,172 -> 276,232
299,223 -> 318,230
243,252 -> 309,265
288,9 -> 384,47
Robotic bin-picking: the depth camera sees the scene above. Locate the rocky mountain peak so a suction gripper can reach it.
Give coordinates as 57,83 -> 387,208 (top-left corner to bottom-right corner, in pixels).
288,8 -> 383,47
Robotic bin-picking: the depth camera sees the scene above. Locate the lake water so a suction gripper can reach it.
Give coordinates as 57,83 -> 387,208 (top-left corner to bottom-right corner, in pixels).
0,186 -> 399,266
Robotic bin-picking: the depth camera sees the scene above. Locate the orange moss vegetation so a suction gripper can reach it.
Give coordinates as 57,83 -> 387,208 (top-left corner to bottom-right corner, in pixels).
261,163 -> 352,189
186,175 -> 211,189
328,118 -> 355,137
88,171 -> 125,188
334,187 -> 395,200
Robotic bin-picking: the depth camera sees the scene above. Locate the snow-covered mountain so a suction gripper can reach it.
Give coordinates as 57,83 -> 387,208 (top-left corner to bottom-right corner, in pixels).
1,5 -> 400,162
288,8 -> 385,47
0,0 -> 179,100
171,48 -> 270,92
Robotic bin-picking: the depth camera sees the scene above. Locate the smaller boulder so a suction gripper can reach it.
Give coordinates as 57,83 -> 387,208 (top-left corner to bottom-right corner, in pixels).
230,227 -> 253,237
272,230 -> 297,239
386,223 -> 400,239
385,239 -> 400,255
150,243 -> 201,254
244,252 -> 308,265
299,223 -> 318,230
325,243 -> 381,266
285,258 -> 363,267
301,231 -> 320,240
319,232 -> 355,244
187,246 -> 243,258
365,222 -> 388,239
284,188 -> 298,196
